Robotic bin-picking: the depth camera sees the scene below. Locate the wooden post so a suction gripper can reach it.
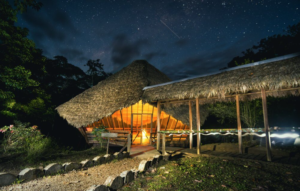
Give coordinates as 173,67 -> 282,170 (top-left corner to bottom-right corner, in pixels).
189,101 -> 193,149
141,102 -> 143,144
127,133 -> 131,153
196,98 -> 201,155
106,138 -> 110,154
157,101 -> 161,150
174,119 -> 178,130
150,114 -> 153,145
236,94 -> 243,154
261,89 -> 272,161
162,133 -> 166,155
165,115 -> 171,130
120,110 -> 124,130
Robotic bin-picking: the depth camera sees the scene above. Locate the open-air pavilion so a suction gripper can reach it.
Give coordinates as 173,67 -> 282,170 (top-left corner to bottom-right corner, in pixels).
142,53 -> 300,161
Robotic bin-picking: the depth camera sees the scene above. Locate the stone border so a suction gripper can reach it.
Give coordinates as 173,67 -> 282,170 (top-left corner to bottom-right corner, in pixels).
86,151 -> 181,191
0,151 -> 130,187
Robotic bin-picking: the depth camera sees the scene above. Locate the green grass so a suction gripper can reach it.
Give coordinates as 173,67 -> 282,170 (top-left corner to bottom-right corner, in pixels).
122,156 -> 300,191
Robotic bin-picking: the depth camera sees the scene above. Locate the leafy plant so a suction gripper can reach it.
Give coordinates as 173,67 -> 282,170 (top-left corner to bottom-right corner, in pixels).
0,120 -> 58,161
92,125 -> 108,148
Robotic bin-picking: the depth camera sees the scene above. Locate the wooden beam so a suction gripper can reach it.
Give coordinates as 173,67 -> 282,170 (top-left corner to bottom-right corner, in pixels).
261,88 -> 272,162
106,117 -> 111,129
78,127 -> 89,144
165,115 -> 171,131
189,100 -> 193,149
236,94 -> 243,154
157,101 -> 161,150
174,119 -> 178,130
196,98 -> 201,155
150,114 -> 153,145
120,110 -> 124,130
127,133 -> 131,153
162,133 -> 166,155
111,116 -> 116,130
141,101 -> 143,144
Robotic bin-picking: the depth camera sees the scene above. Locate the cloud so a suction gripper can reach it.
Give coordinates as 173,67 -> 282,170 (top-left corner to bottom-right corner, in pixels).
174,39 -> 189,47
111,34 -> 149,70
21,1 -> 78,43
59,48 -> 88,62
143,51 -> 167,61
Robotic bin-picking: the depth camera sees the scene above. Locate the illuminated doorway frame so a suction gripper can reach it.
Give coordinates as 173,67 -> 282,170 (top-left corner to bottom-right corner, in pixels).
131,113 -> 153,145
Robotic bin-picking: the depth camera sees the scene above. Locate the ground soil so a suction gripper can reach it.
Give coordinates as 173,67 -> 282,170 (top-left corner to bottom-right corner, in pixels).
1,157 -> 142,191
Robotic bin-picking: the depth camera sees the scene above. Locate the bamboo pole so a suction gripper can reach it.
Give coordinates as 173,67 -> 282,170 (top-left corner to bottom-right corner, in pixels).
120,110 -> 124,130
162,133 -> 166,155
196,98 -> 201,155
189,100 -> 193,149
141,101 -> 143,144
261,89 -> 272,162
127,133 -> 131,153
236,95 -> 243,154
157,101 -> 161,150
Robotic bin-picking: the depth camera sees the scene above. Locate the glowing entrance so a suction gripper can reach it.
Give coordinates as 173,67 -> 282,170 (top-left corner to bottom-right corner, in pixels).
86,100 -> 188,145
131,113 -> 153,145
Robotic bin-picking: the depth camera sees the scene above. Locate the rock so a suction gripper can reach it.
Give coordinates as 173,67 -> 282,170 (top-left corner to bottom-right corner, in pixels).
138,160 -> 151,172
44,163 -> 62,176
0,172 -> 16,186
147,158 -> 155,167
19,168 -> 43,181
93,156 -> 105,165
120,170 -> 134,184
154,155 -> 162,165
81,159 -> 93,168
86,185 -> 109,191
104,154 -> 112,162
162,154 -> 170,161
104,176 -> 124,190
131,169 -> 139,179
122,151 -> 130,158
63,162 -> 81,172
171,152 -> 182,159
113,152 -> 123,160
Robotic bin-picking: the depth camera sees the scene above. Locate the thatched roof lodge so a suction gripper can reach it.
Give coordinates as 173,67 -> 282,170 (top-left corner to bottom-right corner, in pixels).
56,60 -> 203,145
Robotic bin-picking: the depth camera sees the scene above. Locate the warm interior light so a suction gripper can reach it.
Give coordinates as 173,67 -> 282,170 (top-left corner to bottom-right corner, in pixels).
142,129 -> 147,142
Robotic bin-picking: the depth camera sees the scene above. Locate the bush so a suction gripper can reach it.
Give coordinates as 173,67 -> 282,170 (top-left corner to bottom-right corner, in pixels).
0,121 -> 59,161
92,125 -> 108,148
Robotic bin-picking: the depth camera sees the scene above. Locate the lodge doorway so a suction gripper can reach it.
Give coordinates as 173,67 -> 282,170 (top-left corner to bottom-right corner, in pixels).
131,113 -> 153,145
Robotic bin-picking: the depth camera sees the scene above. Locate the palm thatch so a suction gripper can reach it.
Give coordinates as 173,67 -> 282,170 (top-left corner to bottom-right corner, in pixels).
56,60 -> 171,128
142,55 -> 300,104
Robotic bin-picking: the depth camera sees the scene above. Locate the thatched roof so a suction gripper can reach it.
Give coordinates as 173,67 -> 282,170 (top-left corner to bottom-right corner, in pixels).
142,54 -> 300,104
56,60 -> 171,128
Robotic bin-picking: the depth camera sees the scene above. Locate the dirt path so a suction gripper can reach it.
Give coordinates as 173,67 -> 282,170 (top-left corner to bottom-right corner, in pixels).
1,158 -> 142,191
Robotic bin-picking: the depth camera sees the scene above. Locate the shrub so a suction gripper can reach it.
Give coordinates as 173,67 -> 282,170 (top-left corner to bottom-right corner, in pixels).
0,121 -> 58,161
92,125 -> 108,148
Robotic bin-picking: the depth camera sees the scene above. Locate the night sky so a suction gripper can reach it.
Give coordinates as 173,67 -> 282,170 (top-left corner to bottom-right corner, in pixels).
16,0 -> 300,80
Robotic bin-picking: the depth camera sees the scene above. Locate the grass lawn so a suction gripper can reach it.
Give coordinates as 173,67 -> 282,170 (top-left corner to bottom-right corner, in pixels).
122,156 -> 300,191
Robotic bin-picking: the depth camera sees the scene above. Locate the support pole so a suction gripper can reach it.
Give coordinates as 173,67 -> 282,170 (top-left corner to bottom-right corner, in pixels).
157,101 -> 161,150
120,110 -> 124,130
150,114 -> 153,145
196,98 -> 201,155
162,133 -> 166,155
127,133 -> 131,153
141,102 -> 143,144
236,94 -> 243,154
189,100 -> 193,149
261,89 -> 272,161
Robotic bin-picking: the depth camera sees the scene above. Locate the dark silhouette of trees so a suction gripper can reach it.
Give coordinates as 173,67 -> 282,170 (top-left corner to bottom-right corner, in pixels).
227,22 -> 300,67
85,59 -> 110,87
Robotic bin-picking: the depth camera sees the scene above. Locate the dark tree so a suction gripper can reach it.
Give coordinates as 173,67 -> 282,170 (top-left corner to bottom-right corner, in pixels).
85,59 -> 109,87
